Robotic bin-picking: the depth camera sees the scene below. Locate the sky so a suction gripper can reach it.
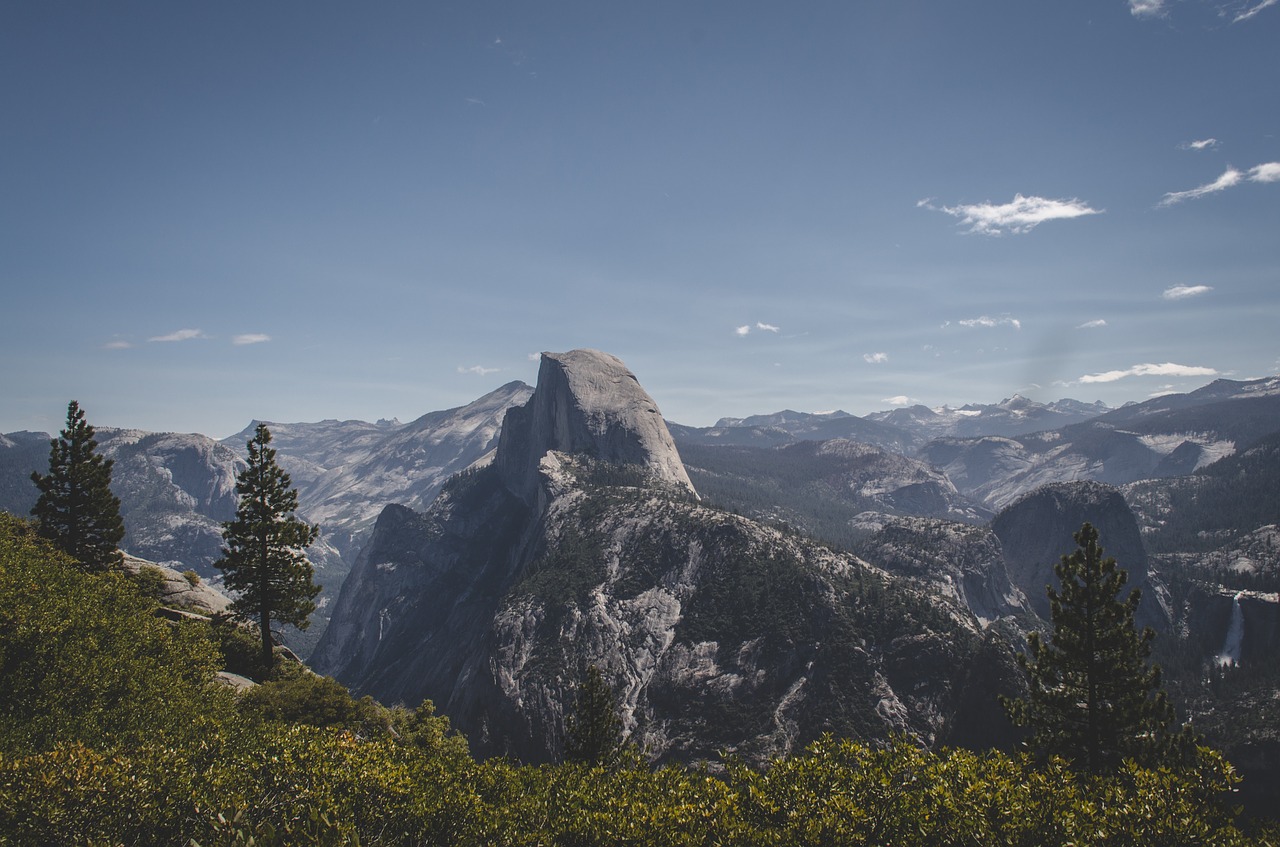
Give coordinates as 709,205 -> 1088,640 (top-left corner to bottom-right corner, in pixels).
3,1 -> 1278,439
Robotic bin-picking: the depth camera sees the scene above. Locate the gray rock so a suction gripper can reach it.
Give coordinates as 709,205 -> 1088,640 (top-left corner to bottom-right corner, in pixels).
991,481 -> 1166,630
497,350 -> 696,505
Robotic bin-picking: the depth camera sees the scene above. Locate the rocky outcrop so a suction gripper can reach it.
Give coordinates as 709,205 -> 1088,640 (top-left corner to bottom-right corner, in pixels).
496,351 -> 695,505
122,553 -> 231,616
848,513 -> 1029,625
991,481 -> 1166,629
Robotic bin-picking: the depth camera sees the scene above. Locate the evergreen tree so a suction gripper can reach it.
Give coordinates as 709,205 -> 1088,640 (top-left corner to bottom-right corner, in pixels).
1003,522 -> 1189,772
563,664 -> 624,766
216,424 -> 320,671
29,401 -> 125,572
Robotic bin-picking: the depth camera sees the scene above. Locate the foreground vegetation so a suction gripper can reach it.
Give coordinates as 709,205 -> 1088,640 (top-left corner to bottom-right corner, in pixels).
2,515 -> 1277,846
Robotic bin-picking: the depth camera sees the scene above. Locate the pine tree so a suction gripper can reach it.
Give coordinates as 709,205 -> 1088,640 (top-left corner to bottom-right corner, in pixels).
564,664 -> 624,766
1003,522 -> 1189,772
216,424 -> 320,671
29,401 -> 125,572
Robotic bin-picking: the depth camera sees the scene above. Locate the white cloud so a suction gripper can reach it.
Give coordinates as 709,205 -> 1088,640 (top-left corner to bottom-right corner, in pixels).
1077,319 -> 1108,329
1159,167 -> 1243,205
103,339 -> 133,350
734,325 -> 751,336
1160,162 -> 1280,205
882,395 -> 914,406
1078,362 -> 1218,383
527,352 -> 541,361
1249,162 -> 1280,182
755,322 -> 780,333
1182,138 -> 1219,151
1128,0 -> 1166,16
1234,0 -> 1278,22
863,352 -> 889,364
458,365 -> 500,376
920,194 -> 1102,235
148,328 -> 208,343
232,333 -> 271,346
1163,284 -> 1213,299
957,315 -> 1022,330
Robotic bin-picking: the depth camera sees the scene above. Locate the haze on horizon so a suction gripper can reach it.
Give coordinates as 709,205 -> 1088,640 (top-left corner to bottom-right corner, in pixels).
2,1 -> 1277,439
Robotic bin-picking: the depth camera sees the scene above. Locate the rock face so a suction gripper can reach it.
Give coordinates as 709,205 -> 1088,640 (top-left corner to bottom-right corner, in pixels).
315,350 -> 1011,763
496,351 -> 695,505
847,513 -> 1029,625
991,481 -> 1165,629
680,438 -> 988,536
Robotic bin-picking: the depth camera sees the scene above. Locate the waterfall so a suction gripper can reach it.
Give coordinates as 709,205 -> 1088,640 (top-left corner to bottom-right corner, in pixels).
1215,591 -> 1245,667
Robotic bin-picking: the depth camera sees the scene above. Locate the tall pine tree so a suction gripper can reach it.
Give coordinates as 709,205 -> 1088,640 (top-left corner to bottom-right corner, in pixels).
1003,522 -> 1189,772
216,424 -> 320,671
564,665 -> 625,766
30,401 -> 125,572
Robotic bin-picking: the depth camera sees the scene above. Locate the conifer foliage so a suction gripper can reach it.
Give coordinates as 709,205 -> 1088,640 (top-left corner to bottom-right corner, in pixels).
217,424 -> 320,669
564,664 -> 625,766
29,400 -> 125,572
1004,522 -> 1187,773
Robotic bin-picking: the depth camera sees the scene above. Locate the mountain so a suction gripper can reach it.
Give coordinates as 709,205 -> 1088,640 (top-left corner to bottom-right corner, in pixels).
667,394 -> 1110,454
1124,428 -> 1280,555
667,412 -> 918,454
0,431 -> 54,517
991,481 -> 1167,630
225,381 -> 534,564
0,384 -> 531,657
678,439 -> 989,545
844,512 -> 1029,625
919,376 -> 1280,511
314,350 -> 1018,763
865,395 -> 1110,441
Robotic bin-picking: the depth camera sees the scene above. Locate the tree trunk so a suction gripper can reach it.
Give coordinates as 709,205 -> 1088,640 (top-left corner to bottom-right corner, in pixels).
260,607 -> 273,676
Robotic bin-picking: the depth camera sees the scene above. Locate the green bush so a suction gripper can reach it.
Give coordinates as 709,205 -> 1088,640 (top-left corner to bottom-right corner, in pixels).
0,514 -> 230,755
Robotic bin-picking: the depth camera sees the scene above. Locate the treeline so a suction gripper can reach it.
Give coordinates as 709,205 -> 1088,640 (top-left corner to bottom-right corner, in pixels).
1139,430 -> 1280,554
2,513 -> 1278,846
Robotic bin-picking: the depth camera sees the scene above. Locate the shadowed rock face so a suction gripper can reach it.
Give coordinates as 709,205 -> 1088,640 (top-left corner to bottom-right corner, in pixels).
992,481 -> 1166,630
496,350 -> 696,505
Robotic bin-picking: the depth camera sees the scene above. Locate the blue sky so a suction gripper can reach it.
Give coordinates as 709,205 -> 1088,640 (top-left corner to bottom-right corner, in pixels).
3,1 -> 1278,438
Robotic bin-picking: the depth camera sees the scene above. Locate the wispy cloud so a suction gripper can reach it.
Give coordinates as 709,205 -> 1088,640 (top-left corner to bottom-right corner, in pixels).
1234,0 -> 1278,22
527,352 -> 542,361
863,352 -> 889,364
956,315 -> 1022,330
1181,138 -> 1219,151
918,194 -> 1102,235
882,395 -> 915,406
1128,0 -> 1166,16
103,339 -> 133,350
1078,362 -> 1218,383
148,328 -> 208,343
735,322 -> 780,336
232,333 -> 271,346
1077,319 -> 1108,329
1159,167 -> 1243,205
458,365 -> 500,376
1163,284 -> 1213,299
1159,162 -> 1280,205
